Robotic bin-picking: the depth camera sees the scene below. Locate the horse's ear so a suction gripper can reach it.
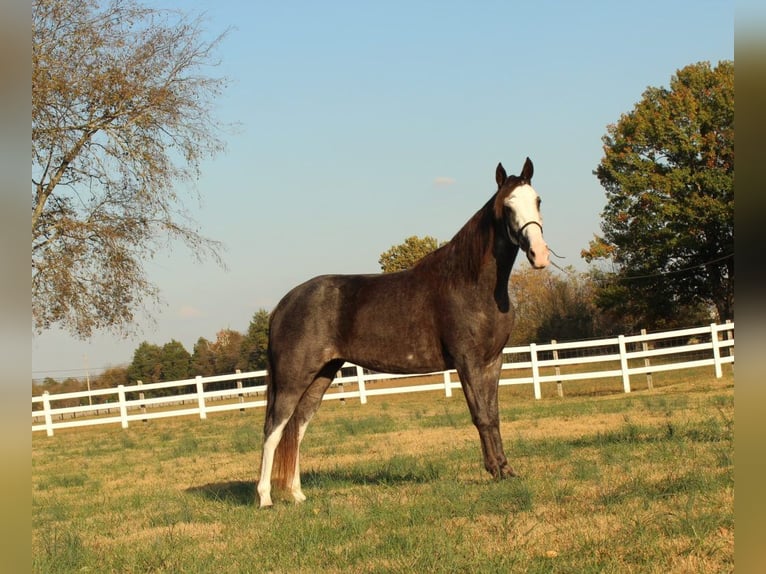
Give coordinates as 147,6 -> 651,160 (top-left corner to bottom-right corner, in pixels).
495,162 -> 507,189
520,157 -> 533,181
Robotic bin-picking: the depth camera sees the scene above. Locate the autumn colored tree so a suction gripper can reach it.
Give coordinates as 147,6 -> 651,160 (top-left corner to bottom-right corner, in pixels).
93,366 -> 129,390
583,61 -> 733,325
210,329 -> 245,374
33,0 -> 230,338
378,235 -> 444,273
32,377 -> 62,397
191,337 -> 216,376
507,266 -> 604,345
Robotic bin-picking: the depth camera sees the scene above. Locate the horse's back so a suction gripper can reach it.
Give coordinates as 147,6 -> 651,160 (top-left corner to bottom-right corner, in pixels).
269,272 -> 447,374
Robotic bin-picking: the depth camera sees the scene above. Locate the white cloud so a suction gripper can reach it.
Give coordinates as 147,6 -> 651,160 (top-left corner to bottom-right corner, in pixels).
177,305 -> 203,319
433,176 -> 456,186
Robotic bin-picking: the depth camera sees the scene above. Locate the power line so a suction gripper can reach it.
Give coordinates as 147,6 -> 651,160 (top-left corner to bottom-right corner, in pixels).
617,252 -> 733,282
548,251 -> 733,281
32,363 -> 129,381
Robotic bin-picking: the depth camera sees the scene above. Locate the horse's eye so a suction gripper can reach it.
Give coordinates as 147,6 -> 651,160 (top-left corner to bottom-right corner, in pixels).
536,197 -> 542,209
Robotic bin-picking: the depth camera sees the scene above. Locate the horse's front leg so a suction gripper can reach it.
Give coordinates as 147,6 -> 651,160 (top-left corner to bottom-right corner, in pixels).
457,357 -> 517,478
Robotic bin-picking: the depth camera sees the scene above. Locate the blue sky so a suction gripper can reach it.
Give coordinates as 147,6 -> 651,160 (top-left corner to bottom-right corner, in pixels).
32,0 -> 734,380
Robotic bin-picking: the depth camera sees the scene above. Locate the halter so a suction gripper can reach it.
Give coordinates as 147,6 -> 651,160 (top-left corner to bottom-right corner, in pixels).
505,219 -> 543,250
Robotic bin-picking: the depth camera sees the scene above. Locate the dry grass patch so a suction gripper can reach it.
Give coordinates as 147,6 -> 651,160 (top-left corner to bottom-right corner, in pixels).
33,373 -> 733,573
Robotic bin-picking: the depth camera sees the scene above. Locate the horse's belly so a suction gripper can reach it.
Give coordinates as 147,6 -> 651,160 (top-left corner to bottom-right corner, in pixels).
341,330 -> 446,375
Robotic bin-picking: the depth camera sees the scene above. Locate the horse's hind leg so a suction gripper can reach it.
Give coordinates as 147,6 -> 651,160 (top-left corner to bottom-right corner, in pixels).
256,359 -> 341,507
288,360 -> 343,503
257,379 -> 303,508
257,417 -> 289,508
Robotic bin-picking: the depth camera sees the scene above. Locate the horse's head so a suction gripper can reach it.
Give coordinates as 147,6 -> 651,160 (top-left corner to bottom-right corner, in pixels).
494,157 -> 550,269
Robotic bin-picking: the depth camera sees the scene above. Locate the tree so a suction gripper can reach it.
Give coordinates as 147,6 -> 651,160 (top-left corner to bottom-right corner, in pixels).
210,329 -> 245,374
90,367 -> 131,392
239,309 -> 270,371
93,366 -> 129,389
127,341 -> 162,383
160,340 -> 191,382
32,377 -> 60,397
583,61 -> 733,325
32,0 -> 230,338
90,366 -> 129,404
508,266 -> 604,345
378,235 -> 443,273
584,265 -> 712,334
191,337 -> 216,376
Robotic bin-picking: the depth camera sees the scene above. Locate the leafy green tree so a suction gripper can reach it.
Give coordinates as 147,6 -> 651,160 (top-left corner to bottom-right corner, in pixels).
240,309 -> 270,371
584,61 -> 733,325
379,235 -> 444,273
160,340 -> 192,382
584,266 -> 712,334
33,0 -> 229,338
127,341 -> 163,383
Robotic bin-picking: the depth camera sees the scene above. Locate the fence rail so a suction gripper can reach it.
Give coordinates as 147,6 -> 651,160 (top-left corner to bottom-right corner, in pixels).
32,322 -> 734,436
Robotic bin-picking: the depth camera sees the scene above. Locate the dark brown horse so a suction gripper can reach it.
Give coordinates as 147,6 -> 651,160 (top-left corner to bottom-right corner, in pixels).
257,157 -> 549,507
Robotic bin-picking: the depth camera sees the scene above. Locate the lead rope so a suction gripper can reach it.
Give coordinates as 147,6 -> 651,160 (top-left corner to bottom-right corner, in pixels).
546,247 -> 570,273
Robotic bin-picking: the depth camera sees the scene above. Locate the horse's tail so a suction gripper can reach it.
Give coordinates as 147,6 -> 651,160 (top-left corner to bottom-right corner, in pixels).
263,345 -> 299,493
273,415 -> 299,492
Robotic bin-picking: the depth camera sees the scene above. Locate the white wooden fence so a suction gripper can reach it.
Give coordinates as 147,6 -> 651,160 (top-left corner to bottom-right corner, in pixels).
32,322 -> 734,437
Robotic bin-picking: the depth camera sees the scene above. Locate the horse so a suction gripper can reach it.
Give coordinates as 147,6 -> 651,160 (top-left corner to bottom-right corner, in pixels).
257,157 -> 549,507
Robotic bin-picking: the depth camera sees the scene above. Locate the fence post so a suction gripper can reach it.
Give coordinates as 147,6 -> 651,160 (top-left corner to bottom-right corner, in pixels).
618,335 -> 631,393
117,385 -> 129,429
196,375 -> 207,419
551,340 -> 563,398
724,319 -> 733,358
640,329 -> 653,391
236,369 -> 245,413
724,319 -> 734,372
530,343 -> 541,400
355,365 -> 368,404
443,370 -> 453,398
710,323 -> 723,378
137,380 -> 147,422
42,391 -> 54,437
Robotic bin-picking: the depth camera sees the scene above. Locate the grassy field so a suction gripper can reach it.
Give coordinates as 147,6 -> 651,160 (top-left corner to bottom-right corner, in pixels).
32,367 -> 733,573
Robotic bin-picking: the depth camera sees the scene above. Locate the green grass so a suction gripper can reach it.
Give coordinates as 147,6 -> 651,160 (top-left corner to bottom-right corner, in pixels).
33,368 -> 733,573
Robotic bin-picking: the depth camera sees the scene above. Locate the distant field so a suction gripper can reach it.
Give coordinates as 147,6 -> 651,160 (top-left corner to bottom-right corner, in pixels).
32,366 -> 733,573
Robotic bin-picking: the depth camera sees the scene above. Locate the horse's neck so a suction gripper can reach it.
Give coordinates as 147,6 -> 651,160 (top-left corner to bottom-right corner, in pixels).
449,201 -> 520,278
413,197 -> 518,284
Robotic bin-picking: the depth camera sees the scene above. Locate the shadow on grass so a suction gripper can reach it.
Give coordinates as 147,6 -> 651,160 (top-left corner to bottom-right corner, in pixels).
187,456 -> 443,506
302,456 -> 443,488
186,480 -> 256,506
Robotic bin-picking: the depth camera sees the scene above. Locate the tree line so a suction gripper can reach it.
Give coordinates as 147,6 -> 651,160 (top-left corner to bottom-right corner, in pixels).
32,309 -> 270,400
32,256 -> 717,401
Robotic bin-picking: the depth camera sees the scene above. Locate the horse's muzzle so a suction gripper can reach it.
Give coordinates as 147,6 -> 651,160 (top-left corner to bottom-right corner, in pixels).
526,240 -> 550,269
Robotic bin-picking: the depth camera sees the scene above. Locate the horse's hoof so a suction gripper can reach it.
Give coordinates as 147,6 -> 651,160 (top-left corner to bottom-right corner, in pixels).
292,491 -> 307,503
500,464 -> 518,478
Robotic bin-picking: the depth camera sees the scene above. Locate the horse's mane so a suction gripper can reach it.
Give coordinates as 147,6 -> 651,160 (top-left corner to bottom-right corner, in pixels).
414,194 -> 497,283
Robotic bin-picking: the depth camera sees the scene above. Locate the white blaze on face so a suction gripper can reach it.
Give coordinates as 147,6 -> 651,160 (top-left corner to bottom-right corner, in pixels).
504,184 -> 550,269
